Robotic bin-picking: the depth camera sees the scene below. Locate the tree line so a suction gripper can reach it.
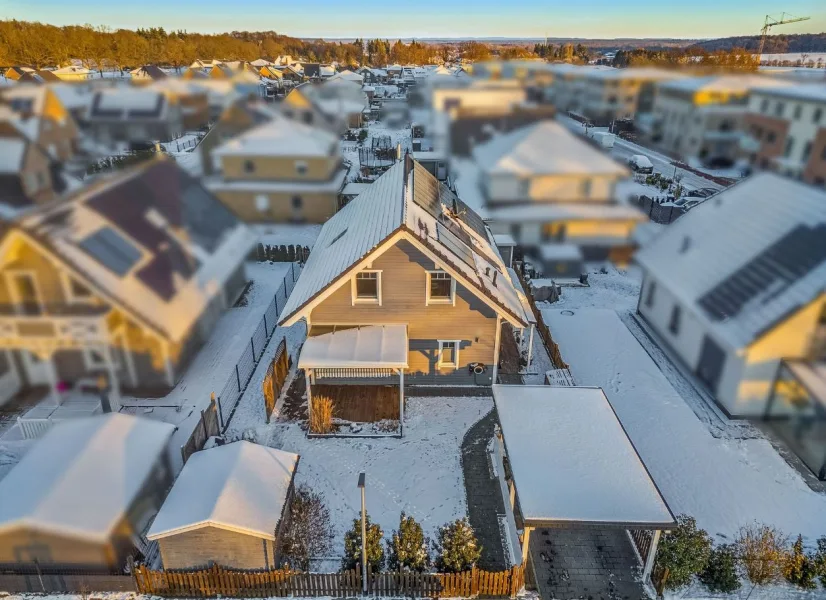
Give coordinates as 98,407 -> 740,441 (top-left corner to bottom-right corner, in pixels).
690,32 -> 826,54
606,47 -> 760,71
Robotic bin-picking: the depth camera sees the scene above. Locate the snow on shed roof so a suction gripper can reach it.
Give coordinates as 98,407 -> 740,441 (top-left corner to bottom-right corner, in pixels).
635,172 -> 826,349
279,158 -> 529,328
213,115 -> 337,158
147,442 -> 298,541
493,385 -> 675,527
472,121 -> 629,177
299,324 -> 408,369
0,414 -> 174,542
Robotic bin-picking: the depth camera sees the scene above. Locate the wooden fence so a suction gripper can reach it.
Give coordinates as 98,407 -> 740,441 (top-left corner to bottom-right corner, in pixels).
132,563 -> 524,598
262,338 -> 290,423
180,396 -> 221,465
515,269 -> 568,369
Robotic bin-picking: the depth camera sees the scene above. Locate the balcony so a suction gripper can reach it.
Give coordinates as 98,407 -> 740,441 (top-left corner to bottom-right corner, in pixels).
0,303 -> 110,351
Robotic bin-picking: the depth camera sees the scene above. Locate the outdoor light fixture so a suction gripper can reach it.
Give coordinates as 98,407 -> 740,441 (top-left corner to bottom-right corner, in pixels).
358,471 -> 367,592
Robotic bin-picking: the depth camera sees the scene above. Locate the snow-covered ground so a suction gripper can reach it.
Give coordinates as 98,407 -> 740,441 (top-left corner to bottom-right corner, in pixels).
537,268 -> 826,547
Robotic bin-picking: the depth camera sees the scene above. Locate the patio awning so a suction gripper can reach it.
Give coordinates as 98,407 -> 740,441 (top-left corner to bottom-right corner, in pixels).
492,385 -> 675,529
784,360 -> 826,409
299,325 -> 408,369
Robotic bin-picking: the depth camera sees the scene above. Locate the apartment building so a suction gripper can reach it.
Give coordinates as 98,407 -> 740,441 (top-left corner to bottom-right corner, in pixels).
741,84 -> 826,187
206,115 -> 347,223
647,75 -> 792,166
543,64 -> 616,114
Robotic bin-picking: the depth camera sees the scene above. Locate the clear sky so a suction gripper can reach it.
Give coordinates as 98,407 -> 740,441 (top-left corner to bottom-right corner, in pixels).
2,0 -> 823,40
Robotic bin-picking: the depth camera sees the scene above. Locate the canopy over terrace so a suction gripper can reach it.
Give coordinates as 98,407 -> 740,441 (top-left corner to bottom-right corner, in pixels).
299,325 -> 409,433
491,385 -> 675,581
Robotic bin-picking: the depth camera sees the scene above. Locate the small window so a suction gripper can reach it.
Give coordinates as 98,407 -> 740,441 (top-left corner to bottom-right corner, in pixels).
292,195 -> 303,209
427,271 -> 454,305
803,141 -> 812,162
518,179 -> 530,197
303,112 -> 313,125
438,340 -> 459,368
760,98 -> 769,113
645,280 -> 656,308
814,108 -> 823,124
767,131 -> 776,144
83,346 -> 108,370
775,102 -> 784,117
66,275 -> 93,302
793,104 -> 802,120
353,271 -> 380,303
244,160 -> 255,173
255,194 -> 269,212
668,306 -> 681,335
581,178 -> 592,197
784,138 -> 794,158
295,161 -> 308,175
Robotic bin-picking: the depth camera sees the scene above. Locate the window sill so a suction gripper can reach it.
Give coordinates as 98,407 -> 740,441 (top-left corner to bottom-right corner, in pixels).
353,298 -> 380,305
427,298 -> 454,305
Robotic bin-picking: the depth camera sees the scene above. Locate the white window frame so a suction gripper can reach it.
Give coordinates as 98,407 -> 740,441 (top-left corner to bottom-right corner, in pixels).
426,270 -> 455,306
5,270 -> 45,314
255,194 -> 270,212
351,270 -> 382,305
295,160 -> 308,175
82,345 -> 109,370
60,272 -> 95,305
437,340 -> 460,369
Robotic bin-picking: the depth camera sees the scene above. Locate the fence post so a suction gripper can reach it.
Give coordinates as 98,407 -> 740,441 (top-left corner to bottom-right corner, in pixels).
214,391 -> 224,430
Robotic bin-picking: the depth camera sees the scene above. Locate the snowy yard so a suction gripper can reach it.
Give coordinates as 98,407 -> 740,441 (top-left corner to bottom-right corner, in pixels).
536,269 -> 826,546
251,223 -> 323,249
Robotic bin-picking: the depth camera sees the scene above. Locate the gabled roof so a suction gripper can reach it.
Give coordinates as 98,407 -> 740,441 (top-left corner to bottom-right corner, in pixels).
147,442 -> 298,541
213,114 -> 337,158
635,173 -> 826,349
130,65 -> 168,80
6,159 -> 252,341
86,89 -> 168,122
279,157 -> 530,328
0,414 -> 174,542
472,121 -> 629,177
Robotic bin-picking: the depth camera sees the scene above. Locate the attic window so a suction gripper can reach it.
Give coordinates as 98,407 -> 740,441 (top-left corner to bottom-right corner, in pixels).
328,229 -> 348,247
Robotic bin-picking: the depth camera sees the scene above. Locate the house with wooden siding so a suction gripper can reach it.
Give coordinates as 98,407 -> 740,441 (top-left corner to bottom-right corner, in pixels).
147,442 -> 299,570
0,159 -> 252,422
0,413 -> 174,569
3,67 -> 35,81
198,99 -> 279,176
1,85 -> 81,162
279,156 -> 530,428
283,80 -> 368,133
205,115 -> 347,223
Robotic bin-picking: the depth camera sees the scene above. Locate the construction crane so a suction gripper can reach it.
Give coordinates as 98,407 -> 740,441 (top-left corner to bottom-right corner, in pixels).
758,12 -> 811,59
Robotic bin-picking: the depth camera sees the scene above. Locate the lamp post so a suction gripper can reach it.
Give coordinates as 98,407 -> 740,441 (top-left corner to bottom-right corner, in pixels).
358,472 -> 367,593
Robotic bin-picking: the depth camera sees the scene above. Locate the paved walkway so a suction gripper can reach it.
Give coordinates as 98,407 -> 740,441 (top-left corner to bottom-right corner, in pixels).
461,410 -> 508,571
531,527 -> 647,600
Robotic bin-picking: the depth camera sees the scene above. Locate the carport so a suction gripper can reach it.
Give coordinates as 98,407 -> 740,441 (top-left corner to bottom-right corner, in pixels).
492,385 -> 675,598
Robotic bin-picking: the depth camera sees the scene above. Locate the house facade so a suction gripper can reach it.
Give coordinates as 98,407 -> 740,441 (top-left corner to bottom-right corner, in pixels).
206,116 -> 347,223
83,89 -> 183,145
635,173 -> 826,419
0,121 -> 65,215
0,159 -> 252,413
279,157 -> 529,428
1,86 -> 81,162
741,85 -> 826,188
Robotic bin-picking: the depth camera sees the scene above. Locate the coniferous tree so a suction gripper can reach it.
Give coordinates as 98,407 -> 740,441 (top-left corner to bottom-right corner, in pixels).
387,513 -> 429,572
433,518 -> 481,573
342,514 -> 385,572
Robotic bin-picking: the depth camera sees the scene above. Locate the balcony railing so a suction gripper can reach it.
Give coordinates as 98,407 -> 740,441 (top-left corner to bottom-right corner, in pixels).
0,303 -> 110,349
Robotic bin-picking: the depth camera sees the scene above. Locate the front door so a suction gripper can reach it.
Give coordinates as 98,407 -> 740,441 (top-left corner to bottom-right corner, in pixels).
696,335 -> 726,395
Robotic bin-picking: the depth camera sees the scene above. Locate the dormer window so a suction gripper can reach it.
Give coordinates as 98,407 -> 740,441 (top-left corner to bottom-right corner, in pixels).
352,271 -> 381,305
427,271 -> 455,305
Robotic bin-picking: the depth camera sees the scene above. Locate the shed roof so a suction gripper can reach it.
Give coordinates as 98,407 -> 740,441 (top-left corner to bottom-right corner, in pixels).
492,385 -> 675,528
299,325 -> 409,369
0,414 -> 174,542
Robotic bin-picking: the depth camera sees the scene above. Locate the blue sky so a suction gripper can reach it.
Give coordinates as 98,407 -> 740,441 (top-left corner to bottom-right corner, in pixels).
2,0 -> 823,39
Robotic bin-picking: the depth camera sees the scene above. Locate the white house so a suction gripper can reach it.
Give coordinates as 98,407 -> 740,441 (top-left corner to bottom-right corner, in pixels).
635,172 -> 826,416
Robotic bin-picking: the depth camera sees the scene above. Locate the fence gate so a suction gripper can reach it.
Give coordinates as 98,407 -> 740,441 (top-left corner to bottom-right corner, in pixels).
262,338 -> 290,423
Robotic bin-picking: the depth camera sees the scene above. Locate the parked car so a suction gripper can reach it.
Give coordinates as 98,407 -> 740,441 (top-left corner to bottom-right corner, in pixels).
683,187 -> 717,199
673,197 -> 702,209
628,154 -> 654,174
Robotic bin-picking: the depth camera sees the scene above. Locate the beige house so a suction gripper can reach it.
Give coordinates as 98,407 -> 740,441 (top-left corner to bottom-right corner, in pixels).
283,80 -> 368,132
279,157 -> 530,428
453,120 -> 645,268
0,413 -> 174,569
198,99 -> 279,176
147,441 -> 299,570
0,120 -> 65,215
0,159 -> 252,418
1,85 -> 80,162
206,115 -> 347,223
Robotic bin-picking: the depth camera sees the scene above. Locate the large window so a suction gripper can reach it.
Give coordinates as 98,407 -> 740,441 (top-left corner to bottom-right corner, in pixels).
353,271 -> 381,304
427,271 -> 455,305
438,340 -> 460,368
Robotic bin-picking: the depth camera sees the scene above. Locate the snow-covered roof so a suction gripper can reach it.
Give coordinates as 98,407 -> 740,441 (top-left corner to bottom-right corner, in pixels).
147,441 -> 298,541
86,89 -> 168,121
472,121 -> 629,177
539,243 -> 583,262
329,70 -> 364,83
493,385 -> 675,528
493,233 -> 516,247
635,173 -> 826,349
279,157 -> 529,328
486,202 -> 646,223
213,115 -> 337,158
342,182 -> 373,197
658,74 -> 792,95
581,66 -> 686,82
750,83 -> 826,104
299,324 -> 409,369
0,414 -> 174,542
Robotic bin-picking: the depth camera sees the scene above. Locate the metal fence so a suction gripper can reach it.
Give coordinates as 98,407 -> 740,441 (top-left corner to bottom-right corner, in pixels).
216,263 -> 300,433
629,195 -> 685,224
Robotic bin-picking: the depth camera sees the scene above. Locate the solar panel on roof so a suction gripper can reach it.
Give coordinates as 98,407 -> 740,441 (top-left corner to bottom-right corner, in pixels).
437,222 -> 475,269
411,163 -> 443,219
78,227 -> 142,276
698,223 -> 826,321
451,195 -> 488,239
